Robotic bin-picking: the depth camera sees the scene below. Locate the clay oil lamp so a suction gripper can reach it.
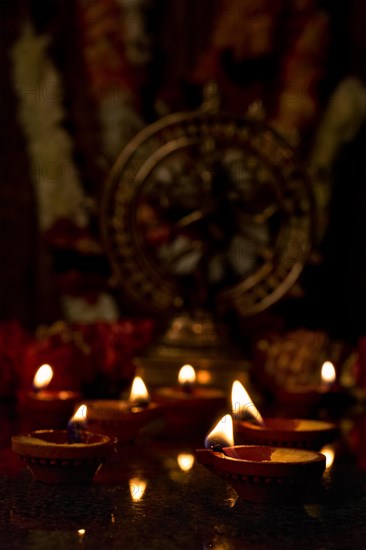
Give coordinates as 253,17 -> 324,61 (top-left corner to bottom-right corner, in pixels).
232,381 -> 337,450
275,382 -> 322,417
11,404 -> 113,484
196,414 -> 326,503
21,364 -> 81,430
276,360 -> 348,417
320,361 -> 337,391
82,376 -> 163,445
318,361 -> 351,413
153,364 -> 226,438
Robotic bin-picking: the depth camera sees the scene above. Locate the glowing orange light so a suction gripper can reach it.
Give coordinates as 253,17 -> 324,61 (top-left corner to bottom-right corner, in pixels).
33,364 -> 53,390
320,444 -> 335,469
177,453 -> 195,472
205,414 -> 234,449
196,369 -> 212,385
129,376 -> 149,402
321,362 -> 336,385
129,478 -> 147,501
231,380 -> 264,425
178,364 -> 196,385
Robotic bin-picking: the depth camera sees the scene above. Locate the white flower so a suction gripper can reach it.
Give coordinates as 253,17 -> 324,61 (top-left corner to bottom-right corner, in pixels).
11,23 -> 88,231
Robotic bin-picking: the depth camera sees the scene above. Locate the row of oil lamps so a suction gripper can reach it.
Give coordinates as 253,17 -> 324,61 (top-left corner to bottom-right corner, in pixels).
12,362 -> 338,503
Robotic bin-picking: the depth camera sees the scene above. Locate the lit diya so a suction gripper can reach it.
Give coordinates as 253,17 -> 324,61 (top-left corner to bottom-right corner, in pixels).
232,381 -> 337,450
317,361 -> 352,413
153,364 -> 226,438
20,364 -> 81,430
196,414 -> 326,503
81,376 -> 163,444
11,405 -> 113,484
276,361 -> 344,415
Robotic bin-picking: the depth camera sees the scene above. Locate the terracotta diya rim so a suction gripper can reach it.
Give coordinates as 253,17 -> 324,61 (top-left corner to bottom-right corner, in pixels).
82,399 -> 162,421
28,390 -> 81,401
12,430 -> 113,460
154,387 -> 225,401
196,445 -> 326,502
196,444 -> 326,478
280,385 -> 319,393
235,418 -> 337,434
12,430 -> 113,484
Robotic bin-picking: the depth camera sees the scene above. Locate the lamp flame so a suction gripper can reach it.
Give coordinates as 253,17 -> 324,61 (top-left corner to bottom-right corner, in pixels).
71,404 -> 88,423
68,404 -> 87,443
321,361 -> 336,385
129,478 -> 147,502
177,453 -> 195,472
231,380 -> 264,425
196,369 -> 212,385
33,364 -> 53,390
178,364 -> 196,385
129,376 -> 150,403
320,444 -> 335,469
205,414 -> 234,449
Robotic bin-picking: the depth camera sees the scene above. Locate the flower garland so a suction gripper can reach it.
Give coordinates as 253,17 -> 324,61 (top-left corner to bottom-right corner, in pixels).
11,23 -> 88,232
11,22 -> 119,322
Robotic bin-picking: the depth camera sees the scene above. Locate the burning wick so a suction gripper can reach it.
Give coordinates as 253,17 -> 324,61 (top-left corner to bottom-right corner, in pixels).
67,404 -> 87,443
231,380 -> 265,425
32,364 -> 53,394
178,364 -> 196,394
129,376 -> 150,409
204,414 -> 234,453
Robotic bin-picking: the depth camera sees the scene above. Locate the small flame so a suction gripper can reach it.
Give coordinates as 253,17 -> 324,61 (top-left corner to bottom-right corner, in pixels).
177,453 -> 195,472
205,414 -> 234,449
77,529 -> 86,537
71,404 -> 88,423
68,404 -> 87,443
129,478 -> 147,502
321,361 -> 336,385
231,380 -> 264,425
321,444 -> 335,469
129,376 -> 149,402
33,364 -> 53,390
178,364 -> 196,385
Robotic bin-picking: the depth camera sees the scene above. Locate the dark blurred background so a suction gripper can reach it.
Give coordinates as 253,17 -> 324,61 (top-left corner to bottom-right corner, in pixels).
0,0 -> 365,342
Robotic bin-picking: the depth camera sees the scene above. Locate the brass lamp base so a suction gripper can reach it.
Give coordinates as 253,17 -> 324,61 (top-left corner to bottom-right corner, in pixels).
134,312 -> 250,390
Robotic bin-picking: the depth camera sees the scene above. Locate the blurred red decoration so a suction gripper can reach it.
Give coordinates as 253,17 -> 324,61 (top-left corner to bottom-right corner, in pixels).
0,322 -> 30,398
355,337 -> 366,390
22,320 -> 154,396
253,328 -> 351,402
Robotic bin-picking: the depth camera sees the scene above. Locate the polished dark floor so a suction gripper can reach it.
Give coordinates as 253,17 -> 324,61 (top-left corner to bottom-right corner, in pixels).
1,402 -> 366,549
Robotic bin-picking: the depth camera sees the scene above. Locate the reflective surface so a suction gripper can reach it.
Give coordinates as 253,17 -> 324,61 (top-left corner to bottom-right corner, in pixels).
1,403 -> 366,549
